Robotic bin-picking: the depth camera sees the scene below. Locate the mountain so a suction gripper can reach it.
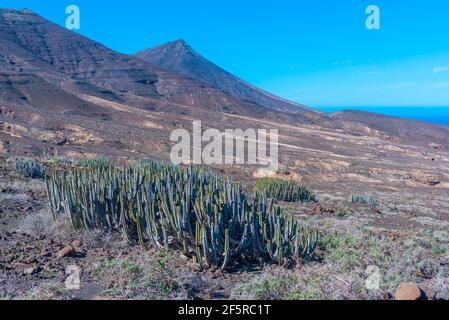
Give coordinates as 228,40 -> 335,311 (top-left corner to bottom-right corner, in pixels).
0,9 -> 289,118
314,110 -> 449,147
135,39 -> 314,113
0,8 -> 308,158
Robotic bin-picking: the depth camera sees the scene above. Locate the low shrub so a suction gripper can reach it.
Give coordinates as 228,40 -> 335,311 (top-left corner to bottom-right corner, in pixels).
351,195 -> 379,206
254,178 -> 316,202
14,158 -> 47,179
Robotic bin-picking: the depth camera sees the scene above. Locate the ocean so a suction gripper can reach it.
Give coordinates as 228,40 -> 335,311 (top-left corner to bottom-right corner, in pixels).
314,107 -> 449,127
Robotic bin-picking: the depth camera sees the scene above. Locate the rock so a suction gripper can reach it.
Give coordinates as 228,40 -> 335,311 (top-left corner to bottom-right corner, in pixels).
40,251 -> 51,258
19,206 -> 32,212
71,240 -> 82,250
25,256 -> 37,264
24,266 -> 41,275
56,245 -> 75,258
411,174 -> 441,186
394,282 -> 422,300
420,284 -> 436,300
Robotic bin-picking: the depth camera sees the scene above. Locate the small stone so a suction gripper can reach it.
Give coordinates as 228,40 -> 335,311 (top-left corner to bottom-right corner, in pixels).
179,253 -> 189,261
71,240 -> 82,249
420,284 -> 436,300
40,251 -> 51,258
395,282 -> 422,300
56,245 -> 75,258
24,266 -> 41,275
25,256 -> 37,264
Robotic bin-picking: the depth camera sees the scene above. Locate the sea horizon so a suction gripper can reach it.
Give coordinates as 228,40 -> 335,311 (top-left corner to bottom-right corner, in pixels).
314,106 -> 449,127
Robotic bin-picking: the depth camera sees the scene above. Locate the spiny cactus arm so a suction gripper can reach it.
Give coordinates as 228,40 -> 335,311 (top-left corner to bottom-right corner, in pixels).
220,228 -> 230,270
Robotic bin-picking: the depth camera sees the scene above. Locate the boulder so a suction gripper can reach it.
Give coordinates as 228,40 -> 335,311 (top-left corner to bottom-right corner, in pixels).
24,266 -> 41,275
56,245 -> 75,258
394,282 -> 422,300
71,240 -> 82,250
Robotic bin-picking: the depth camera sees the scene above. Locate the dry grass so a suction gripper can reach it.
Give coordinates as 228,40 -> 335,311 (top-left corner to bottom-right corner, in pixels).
231,229 -> 448,300
91,251 -> 189,300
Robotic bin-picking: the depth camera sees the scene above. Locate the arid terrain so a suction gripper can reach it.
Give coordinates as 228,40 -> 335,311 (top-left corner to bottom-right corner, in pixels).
0,9 -> 448,300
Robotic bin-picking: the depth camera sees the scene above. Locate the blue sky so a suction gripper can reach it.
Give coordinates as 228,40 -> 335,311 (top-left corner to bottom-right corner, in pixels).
2,0 -> 449,107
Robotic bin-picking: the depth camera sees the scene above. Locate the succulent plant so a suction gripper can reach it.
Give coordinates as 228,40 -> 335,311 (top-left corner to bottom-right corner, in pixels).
254,178 -> 316,202
77,157 -> 112,170
14,158 -> 47,179
47,159 -> 319,270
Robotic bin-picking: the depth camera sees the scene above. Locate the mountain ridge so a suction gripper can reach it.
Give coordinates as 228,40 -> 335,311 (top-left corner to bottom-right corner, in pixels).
1,8 -> 301,119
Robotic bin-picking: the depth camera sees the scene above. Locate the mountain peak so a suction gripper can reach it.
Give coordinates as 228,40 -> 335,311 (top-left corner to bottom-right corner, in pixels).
135,40 -> 314,113
19,8 -> 35,14
157,39 -> 197,56
172,39 -> 188,46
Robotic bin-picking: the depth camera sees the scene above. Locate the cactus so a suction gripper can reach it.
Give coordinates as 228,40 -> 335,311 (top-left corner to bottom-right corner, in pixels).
254,178 -> 316,202
14,158 -> 47,179
351,195 -> 378,206
77,157 -> 112,170
46,159 -> 320,270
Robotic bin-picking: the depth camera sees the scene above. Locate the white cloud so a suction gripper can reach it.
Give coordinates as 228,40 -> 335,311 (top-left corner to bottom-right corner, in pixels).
432,66 -> 449,74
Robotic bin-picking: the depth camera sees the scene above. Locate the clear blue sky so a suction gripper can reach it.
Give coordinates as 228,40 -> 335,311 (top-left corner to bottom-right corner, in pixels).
2,0 -> 449,107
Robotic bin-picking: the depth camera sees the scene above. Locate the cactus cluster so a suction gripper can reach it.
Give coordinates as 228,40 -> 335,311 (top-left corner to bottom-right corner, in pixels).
351,195 -> 378,206
46,160 -> 319,270
14,158 -> 47,179
77,157 -> 112,169
254,178 -> 316,203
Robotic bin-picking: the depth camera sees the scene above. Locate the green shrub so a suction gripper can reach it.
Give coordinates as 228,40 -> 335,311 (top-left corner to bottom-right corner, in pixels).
254,178 -> 316,202
351,195 -> 379,206
46,153 -> 74,166
14,158 -> 47,179
46,160 -> 319,270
